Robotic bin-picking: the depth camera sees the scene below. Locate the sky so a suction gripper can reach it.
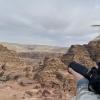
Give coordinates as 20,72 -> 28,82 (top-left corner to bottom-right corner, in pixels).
0,0 -> 100,47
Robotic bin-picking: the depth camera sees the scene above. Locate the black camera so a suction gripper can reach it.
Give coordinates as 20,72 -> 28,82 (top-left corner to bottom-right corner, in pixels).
69,61 -> 100,94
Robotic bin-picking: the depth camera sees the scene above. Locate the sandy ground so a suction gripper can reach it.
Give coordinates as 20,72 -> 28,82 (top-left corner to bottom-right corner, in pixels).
0,81 -> 72,100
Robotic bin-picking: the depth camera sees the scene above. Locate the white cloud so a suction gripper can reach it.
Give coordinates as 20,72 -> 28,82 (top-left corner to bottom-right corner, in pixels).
0,0 -> 100,46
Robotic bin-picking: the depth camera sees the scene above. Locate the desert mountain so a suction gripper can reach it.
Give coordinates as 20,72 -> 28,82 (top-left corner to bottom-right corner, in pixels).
0,35 -> 99,100
0,43 -> 73,100
0,42 -> 67,53
0,42 -> 68,63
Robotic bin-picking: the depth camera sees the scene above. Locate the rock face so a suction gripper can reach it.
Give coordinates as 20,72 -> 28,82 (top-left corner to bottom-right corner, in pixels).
0,44 -> 23,67
34,57 -> 66,86
33,57 -> 75,99
0,45 -> 24,81
62,45 -> 96,68
86,40 -> 100,62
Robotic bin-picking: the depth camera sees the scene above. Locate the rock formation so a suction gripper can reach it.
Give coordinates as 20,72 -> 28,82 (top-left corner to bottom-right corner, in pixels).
0,36 -> 99,100
33,57 -> 76,97
85,40 -> 100,62
0,44 -> 23,68
61,44 -> 96,68
0,44 -> 24,81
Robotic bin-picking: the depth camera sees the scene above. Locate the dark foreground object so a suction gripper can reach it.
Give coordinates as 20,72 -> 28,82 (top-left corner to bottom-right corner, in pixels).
68,61 -> 100,94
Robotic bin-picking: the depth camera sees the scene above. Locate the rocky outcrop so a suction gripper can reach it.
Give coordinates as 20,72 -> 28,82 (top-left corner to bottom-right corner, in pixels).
61,45 -> 96,68
33,57 -> 75,96
0,44 -> 24,81
0,44 -> 23,68
85,40 -> 100,62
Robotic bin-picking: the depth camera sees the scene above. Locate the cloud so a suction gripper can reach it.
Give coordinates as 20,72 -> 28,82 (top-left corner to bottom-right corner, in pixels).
0,0 -> 100,46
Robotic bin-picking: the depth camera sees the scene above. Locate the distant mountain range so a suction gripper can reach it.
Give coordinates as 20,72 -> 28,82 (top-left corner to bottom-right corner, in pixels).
0,42 -> 67,54
0,35 -> 99,54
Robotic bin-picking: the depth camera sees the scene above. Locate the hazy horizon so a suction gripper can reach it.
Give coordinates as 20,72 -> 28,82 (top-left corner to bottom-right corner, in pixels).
0,0 -> 100,47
